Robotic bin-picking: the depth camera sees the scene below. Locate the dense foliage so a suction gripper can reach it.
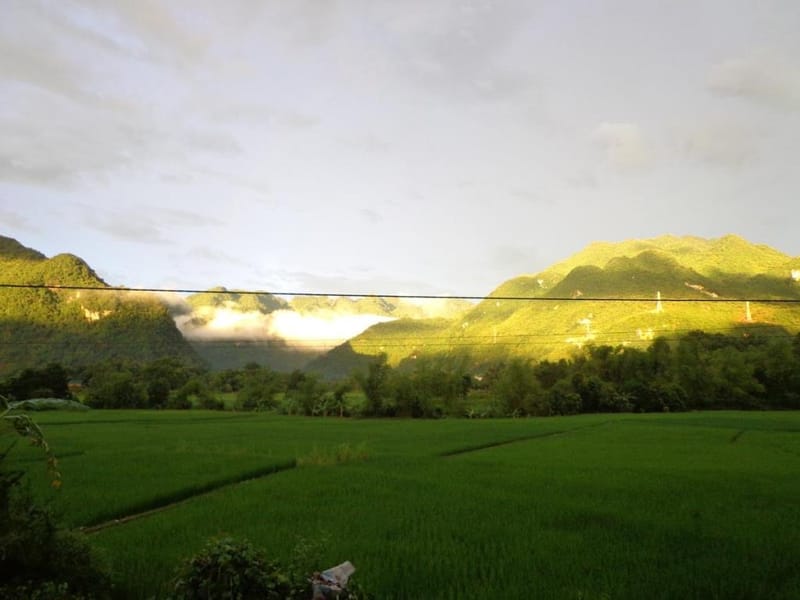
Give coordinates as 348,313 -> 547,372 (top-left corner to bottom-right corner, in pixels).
170,536 -> 292,600
0,236 -> 200,376
170,536 -> 369,600
4,331 -> 797,418
0,363 -> 70,401
1,399 -> 112,598
347,331 -> 800,417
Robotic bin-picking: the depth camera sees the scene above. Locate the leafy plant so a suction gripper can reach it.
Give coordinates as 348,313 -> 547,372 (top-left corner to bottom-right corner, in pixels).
170,536 -> 290,600
0,396 -> 111,598
297,442 -> 370,467
171,535 -> 371,600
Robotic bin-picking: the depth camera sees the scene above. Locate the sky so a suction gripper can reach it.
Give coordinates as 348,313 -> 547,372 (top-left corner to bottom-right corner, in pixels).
2,0 -> 800,298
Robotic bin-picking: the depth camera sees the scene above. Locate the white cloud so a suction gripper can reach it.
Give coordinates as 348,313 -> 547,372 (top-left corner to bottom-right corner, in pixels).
592,122 -> 651,170
708,49 -> 800,111
0,206 -> 36,232
683,120 -> 757,167
176,306 -> 393,349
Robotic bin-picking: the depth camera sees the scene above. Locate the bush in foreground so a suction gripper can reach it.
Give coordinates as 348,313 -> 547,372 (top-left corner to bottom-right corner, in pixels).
170,536 -> 371,600
171,536 -> 290,599
1,401 -> 112,599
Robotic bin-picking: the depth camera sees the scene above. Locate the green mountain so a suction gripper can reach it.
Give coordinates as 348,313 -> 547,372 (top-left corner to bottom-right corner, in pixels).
0,236 -> 199,375
310,235 -> 800,379
289,295 -> 473,319
184,286 -> 289,315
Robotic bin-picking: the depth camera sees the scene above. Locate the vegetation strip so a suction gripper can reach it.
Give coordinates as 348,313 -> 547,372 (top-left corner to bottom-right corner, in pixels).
14,450 -> 85,462
81,460 -> 297,534
730,430 -> 747,443
39,414 -> 258,427
440,421 -> 614,456
440,430 -> 568,456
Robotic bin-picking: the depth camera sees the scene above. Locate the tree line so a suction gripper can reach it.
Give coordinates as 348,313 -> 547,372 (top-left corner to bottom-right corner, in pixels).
2,331 -> 800,417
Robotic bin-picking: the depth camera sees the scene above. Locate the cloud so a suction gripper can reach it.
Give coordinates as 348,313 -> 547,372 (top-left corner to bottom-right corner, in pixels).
0,88 -> 148,185
77,0 -> 213,67
262,268 -> 452,297
0,3 -> 249,188
370,0 -> 539,102
359,208 -> 383,224
0,206 -> 36,232
509,188 -> 553,205
80,205 -> 219,245
0,5 -> 98,103
156,207 -> 222,228
486,244 -> 539,275
564,170 -> 597,189
184,246 -> 251,268
181,130 -> 242,156
592,122 -> 651,170
683,121 -> 757,167
176,306 -> 393,349
708,50 -> 800,111
83,213 -> 168,245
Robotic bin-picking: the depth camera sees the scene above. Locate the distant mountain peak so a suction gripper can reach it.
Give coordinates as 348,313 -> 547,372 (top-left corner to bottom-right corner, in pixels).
0,236 -> 198,374
0,235 -> 46,261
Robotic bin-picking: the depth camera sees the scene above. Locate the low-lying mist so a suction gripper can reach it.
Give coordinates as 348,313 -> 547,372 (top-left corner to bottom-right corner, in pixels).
174,305 -> 394,349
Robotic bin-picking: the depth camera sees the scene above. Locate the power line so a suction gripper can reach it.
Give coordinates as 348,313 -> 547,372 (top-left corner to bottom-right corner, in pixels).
1,282 -> 800,304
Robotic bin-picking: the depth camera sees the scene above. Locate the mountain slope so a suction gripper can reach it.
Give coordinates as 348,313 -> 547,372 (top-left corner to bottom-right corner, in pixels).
0,235 -> 199,374
311,235 -> 800,375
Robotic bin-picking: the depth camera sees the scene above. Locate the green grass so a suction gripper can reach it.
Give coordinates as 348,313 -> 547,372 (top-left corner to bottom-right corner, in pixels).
8,411 -> 800,599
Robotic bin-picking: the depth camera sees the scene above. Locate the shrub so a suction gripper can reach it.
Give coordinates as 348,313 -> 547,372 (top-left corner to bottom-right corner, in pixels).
197,395 -> 225,411
0,477 -> 111,598
171,535 -> 372,600
171,536 -> 290,600
546,380 -> 582,415
0,580 -> 94,599
166,394 -> 192,410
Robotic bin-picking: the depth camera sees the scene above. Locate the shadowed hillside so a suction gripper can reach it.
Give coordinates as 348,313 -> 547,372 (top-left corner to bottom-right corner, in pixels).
0,235 -> 199,375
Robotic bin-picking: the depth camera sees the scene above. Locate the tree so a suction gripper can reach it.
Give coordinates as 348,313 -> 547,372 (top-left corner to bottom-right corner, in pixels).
85,369 -> 147,408
146,377 -> 171,408
354,355 -> 391,416
285,374 -> 325,416
174,377 -> 221,410
493,358 -> 546,416
1,363 -> 70,400
546,379 -> 582,415
236,367 -> 282,411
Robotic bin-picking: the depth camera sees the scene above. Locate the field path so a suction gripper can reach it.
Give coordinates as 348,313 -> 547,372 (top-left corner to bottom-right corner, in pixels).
440,420 -> 612,456
81,460 -> 297,534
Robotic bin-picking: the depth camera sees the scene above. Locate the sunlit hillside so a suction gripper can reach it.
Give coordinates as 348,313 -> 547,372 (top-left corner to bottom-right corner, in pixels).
311,235 -> 800,378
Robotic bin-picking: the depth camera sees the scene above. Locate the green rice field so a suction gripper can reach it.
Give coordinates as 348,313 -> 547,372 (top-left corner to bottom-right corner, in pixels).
8,411 -> 800,599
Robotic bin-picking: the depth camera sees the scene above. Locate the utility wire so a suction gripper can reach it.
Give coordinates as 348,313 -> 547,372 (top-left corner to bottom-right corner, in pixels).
1,282 -> 800,304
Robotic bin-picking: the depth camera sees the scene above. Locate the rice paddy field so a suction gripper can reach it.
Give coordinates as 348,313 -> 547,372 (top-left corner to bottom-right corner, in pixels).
8,410 -> 800,599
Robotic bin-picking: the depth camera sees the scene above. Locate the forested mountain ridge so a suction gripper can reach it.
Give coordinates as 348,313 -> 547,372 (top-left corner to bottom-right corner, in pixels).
0,235 -> 199,375
310,235 -> 800,379
180,288 -> 472,320
3,234 -> 799,378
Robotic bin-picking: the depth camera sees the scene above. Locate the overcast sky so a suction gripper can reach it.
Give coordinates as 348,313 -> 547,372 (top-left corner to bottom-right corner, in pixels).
2,0 -> 799,297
